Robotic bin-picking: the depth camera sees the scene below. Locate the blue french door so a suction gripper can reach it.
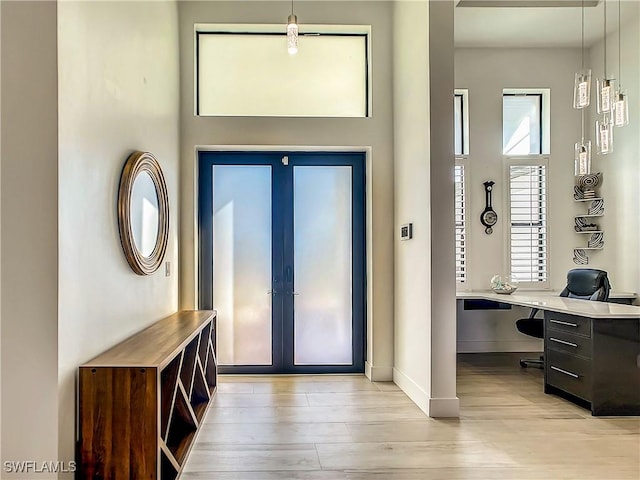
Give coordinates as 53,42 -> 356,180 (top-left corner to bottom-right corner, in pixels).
199,151 -> 365,374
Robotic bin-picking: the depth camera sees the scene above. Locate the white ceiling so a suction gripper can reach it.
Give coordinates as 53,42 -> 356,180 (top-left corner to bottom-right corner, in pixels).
455,0 -> 640,48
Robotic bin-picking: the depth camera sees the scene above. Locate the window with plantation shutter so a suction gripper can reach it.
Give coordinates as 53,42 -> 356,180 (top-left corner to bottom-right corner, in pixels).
454,164 -> 466,283
508,163 -> 548,284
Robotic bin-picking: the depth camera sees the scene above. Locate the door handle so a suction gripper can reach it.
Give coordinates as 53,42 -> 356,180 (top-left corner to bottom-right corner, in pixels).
267,289 -> 277,295
284,266 -> 298,295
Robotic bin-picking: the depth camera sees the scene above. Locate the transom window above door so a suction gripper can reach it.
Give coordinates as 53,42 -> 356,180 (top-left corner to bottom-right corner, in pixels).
195,25 -> 371,117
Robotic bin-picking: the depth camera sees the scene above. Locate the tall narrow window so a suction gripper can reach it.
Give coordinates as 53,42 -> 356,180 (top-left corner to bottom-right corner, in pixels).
454,164 -> 466,284
503,93 -> 543,155
509,164 -> 548,284
454,89 -> 469,155
454,94 -> 463,155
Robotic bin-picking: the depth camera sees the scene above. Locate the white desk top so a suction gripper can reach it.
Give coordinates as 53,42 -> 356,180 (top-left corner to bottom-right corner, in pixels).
457,291 -> 640,319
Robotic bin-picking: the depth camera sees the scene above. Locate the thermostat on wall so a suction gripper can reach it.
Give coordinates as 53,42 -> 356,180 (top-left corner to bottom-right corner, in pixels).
400,223 -> 413,240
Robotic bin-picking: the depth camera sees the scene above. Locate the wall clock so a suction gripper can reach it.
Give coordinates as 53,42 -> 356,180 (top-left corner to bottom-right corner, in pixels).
480,181 -> 497,235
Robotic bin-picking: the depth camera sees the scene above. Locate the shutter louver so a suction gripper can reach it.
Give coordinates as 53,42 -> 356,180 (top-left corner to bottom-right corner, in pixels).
455,165 -> 466,283
509,164 -> 547,283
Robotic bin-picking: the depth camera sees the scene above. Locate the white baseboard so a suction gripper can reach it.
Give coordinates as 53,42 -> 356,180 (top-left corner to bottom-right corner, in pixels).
365,362 -> 393,381
457,340 -> 543,353
392,367 -> 430,415
429,397 -> 460,417
393,368 -> 460,418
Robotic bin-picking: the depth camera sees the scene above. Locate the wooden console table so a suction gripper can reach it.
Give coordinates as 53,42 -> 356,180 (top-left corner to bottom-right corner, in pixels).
78,310 -> 217,479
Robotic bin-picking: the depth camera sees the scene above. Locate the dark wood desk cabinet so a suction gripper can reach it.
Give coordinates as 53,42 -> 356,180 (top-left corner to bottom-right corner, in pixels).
78,310 -> 217,479
544,311 -> 640,416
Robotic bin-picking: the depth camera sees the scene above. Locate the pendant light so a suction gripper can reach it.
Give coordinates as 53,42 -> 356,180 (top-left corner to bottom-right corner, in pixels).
613,91 -> 629,128
574,0 -> 591,174
575,137 -> 592,175
595,118 -> 614,155
596,0 -> 615,115
573,0 -> 591,109
287,0 -> 298,55
613,0 -> 629,127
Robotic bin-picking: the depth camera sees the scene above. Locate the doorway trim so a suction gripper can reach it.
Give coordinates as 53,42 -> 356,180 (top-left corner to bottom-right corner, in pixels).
192,145 -> 373,374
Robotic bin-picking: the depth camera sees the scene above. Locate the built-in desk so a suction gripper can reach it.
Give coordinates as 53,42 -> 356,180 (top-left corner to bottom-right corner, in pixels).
457,290 -> 637,308
456,291 -> 640,416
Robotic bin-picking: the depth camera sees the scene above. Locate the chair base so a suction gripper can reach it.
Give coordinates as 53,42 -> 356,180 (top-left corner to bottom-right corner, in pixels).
519,355 -> 544,369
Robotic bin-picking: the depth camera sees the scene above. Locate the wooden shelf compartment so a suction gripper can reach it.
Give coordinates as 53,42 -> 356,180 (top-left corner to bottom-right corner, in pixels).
160,446 -> 180,480
78,310 -> 216,480
161,354 -> 183,439
198,322 -> 211,367
205,341 -> 218,392
179,336 -> 199,396
166,383 -> 198,465
190,360 -> 211,422
211,323 -> 217,361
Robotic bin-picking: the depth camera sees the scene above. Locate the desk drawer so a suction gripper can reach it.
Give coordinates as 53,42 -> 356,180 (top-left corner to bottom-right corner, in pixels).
546,350 -> 592,401
545,312 -> 591,338
547,330 -> 592,359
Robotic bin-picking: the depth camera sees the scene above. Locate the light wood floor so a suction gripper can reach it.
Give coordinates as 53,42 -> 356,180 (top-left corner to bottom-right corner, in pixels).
182,353 -> 640,479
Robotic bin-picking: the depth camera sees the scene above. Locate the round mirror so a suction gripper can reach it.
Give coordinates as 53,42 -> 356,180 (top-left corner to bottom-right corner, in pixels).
118,151 -> 169,275
130,171 -> 160,257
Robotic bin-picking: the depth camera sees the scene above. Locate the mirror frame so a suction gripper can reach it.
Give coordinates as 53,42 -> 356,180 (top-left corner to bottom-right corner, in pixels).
117,151 -> 169,275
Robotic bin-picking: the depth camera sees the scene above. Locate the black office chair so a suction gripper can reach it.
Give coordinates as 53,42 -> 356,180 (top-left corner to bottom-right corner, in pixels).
516,268 -> 611,368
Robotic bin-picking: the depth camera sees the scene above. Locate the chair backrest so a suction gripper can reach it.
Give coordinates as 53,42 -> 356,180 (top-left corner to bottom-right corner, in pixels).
559,268 -> 611,302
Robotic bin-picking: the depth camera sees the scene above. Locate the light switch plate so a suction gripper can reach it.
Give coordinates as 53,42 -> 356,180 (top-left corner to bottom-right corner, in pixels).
400,223 -> 413,240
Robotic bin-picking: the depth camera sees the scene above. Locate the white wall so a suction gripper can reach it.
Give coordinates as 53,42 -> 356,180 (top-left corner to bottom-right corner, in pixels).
428,0 -> 458,417
455,47 -> 583,352
57,0 -> 180,473
393,0 -> 431,410
0,2 -> 3,465
1,1 -> 59,477
178,1 -> 395,379
393,0 -> 457,417
588,4 -> 640,303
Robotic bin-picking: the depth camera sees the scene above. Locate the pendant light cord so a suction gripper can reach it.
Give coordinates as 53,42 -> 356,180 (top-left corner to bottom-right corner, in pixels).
618,0 -> 622,88
581,0 -> 585,141
291,0 -> 294,16
603,0 -> 607,79
581,0 -> 585,70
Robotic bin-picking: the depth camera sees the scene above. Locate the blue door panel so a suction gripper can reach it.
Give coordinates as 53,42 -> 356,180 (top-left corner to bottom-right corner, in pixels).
198,151 -> 365,374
